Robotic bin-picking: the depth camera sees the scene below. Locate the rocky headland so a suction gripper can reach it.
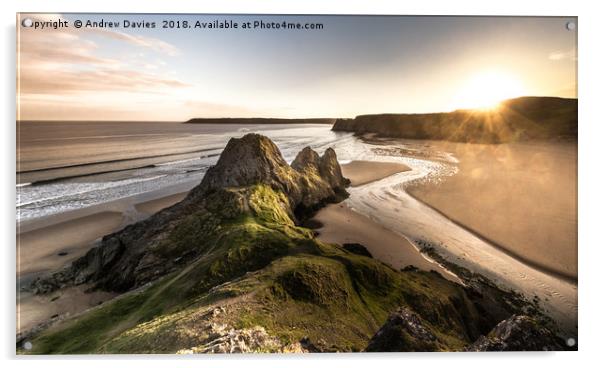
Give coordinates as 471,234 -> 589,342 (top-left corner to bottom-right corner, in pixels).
22,133 -> 571,353
332,97 -> 577,143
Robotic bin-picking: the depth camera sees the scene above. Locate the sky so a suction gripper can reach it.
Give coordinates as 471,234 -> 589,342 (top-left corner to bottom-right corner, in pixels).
17,14 -> 577,121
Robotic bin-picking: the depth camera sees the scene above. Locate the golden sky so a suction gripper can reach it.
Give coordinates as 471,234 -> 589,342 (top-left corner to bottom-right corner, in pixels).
17,14 -> 577,121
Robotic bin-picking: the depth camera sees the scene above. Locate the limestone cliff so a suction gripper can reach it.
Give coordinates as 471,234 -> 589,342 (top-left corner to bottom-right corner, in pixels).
332,97 -> 577,143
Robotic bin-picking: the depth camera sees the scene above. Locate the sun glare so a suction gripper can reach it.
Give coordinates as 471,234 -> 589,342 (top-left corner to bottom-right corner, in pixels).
453,71 -> 526,110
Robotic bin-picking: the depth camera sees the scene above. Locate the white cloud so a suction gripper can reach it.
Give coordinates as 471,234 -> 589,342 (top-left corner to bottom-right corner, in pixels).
548,49 -> 577,61
92,29 -> 180,56
17,13 -> 189,120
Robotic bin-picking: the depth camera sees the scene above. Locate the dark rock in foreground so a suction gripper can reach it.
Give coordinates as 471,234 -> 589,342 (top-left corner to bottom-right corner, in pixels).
466,315 -> 568,351
365,307 -> 440,352
342,243 -> 373,258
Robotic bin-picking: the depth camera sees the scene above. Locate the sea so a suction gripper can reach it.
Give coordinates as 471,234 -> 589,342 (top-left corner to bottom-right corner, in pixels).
16,122 -> 369,222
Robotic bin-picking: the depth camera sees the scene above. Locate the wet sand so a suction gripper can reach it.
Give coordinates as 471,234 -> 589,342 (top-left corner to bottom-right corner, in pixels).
18,286 -> 117,336
406,141 -> 577,280
341,160 -> 410,186
135,192 -> 188,215
314,202 -> 459,283
316,160 -> 460,282
17,212 -> 124,278
340,140 -> 577,334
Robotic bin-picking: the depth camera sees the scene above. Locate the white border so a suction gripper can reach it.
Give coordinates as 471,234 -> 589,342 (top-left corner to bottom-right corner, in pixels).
3,1 -> 601,367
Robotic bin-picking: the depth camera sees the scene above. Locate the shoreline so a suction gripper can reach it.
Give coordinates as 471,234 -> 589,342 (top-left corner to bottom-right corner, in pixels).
339,142 -> 577,335
340,160 -> 410,187
17,188 -> 189,278
403,140 -> 577,281
316,160 -> 461,282
313,202 -> 460,283
405,189 -> 577,284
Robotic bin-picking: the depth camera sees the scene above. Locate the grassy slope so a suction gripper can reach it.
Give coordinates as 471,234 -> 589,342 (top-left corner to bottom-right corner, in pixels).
26,185 -> 518,354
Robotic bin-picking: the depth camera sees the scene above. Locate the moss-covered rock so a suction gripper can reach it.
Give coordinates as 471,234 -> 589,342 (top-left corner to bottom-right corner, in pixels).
28,134 -> 349,295
277,257 -> 353,306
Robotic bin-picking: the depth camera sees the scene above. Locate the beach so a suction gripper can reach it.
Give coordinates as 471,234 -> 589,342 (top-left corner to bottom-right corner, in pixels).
315,160 -> 459,282
406,141 -> 577,280
313,202 -> 459,283
341,139 -> 577,335
340,160 -> 410,186
17,211 -> 123,278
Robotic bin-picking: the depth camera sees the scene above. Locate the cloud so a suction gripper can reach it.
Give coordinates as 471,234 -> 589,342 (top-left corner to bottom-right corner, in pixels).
19,30 -> 119,68
17,12 -> 190,120
19,95 -> 155,121
94,29 -> 180,56
20,13 -> 180,56
548,49 -> 577,61
20,67 -> 189,94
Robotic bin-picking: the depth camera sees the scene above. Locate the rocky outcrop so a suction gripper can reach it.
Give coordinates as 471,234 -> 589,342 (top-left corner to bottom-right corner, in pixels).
177,325 -> 306,354
29,134 -> 349,294
367,311 -> 569,352
191,134 -> 348,210
466,315 -> 567,351
342,243 -> 373,258
290,146 -> 350,213
363,242 -> 571,352
365,307 -> 441,352
193,134 -> 298,199
333,97 -> 577,143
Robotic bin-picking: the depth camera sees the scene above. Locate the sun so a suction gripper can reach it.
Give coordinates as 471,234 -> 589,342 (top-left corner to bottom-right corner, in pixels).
452,70 -> 526,110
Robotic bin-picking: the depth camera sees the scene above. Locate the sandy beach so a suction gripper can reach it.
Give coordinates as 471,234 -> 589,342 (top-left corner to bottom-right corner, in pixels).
406,141 -> 577,280
18,286 -> 117,337
135,192 -> 188,215
18,191 -> 189,280
341,160 -> 410,186
317,160 -> 460,282
17,212 -> 124,278
313,202 -> 459,282
341,140 -> 577,334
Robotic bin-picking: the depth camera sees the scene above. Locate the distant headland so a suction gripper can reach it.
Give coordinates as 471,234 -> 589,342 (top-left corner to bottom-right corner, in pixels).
332,96 -> 577,143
